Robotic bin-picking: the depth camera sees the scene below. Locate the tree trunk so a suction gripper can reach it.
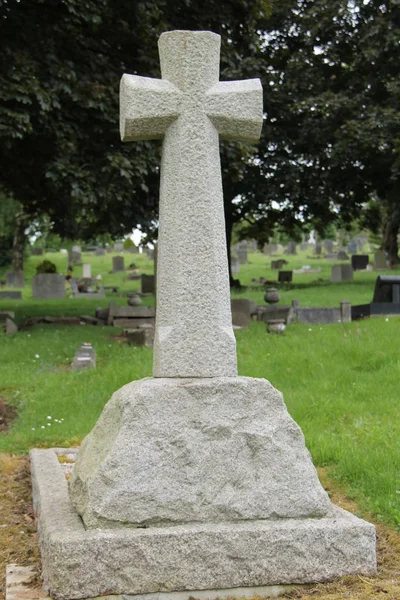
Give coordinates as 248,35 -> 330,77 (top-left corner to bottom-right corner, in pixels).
11,212 -> 28,271
382,189 -> 400,266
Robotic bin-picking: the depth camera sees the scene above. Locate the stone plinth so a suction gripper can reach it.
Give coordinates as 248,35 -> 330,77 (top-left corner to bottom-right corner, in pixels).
32,442 -> 376,600
32,274 -> 66,299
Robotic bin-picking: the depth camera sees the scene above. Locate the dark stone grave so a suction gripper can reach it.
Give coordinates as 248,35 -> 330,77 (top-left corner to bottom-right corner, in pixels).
351,255 -> 369,271
278,270 -> 293,283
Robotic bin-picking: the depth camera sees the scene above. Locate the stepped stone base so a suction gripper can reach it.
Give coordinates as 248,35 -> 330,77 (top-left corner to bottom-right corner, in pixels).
31,449 -> 376,600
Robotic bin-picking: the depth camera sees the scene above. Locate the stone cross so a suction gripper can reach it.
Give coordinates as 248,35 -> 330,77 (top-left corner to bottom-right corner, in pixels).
120,30 -> 263,377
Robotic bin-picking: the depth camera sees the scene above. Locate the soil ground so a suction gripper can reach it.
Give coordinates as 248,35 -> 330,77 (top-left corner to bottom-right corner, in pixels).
0,456 -> 399,600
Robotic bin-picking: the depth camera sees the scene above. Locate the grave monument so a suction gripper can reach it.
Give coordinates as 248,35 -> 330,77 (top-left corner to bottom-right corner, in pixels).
31,30 -> 375,600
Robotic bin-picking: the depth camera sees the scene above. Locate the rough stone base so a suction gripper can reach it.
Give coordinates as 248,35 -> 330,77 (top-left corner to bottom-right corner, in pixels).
31,448 -> 376,600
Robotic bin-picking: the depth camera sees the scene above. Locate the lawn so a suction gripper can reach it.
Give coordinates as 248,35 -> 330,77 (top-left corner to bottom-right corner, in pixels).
0,248 -> 399,533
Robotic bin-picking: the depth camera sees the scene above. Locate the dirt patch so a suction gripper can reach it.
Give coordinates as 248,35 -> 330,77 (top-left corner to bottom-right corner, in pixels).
0,398 -> 18,432
0,459 -> 399,600
0,455 -> 40,600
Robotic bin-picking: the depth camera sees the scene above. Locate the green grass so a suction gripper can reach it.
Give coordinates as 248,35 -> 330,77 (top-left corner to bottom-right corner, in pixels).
0,249 -> 399,529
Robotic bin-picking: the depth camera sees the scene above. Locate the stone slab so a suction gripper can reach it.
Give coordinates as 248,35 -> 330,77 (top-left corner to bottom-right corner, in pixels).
5,564 -> 292,600
31,446 -> 376,600
0,291 -> 22,300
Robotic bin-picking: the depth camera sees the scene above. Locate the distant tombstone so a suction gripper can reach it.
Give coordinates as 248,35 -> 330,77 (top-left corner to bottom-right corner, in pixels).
315,243 -> 322,255
141,274 -> 155,294
300,242 -> 309,251
247,239 -> 257,252
351,255 -> 369,271
5,318 -> 18,335
347,240 -> 357,255
0,291 -> 22,300
31,248 -> 44,256
146,248 -> 155,260
126,324 -> 154,347
374,250 -> 387,270
270,243 -> 279,253
106,247 -> 113,253
95,248 -> 106,256
114,242 -> 124,253
5,272 -> 24,288
331,264 -> 354,283
372,275 -> 400,304
129,246 -> 139,254
112,256 -> 125,273
68,248 -> 81,264
231,256 -> 239,274
231,298 -> 255,328
263,244 -> 272,255
60,248 -> 68,254
32,274 -> 66,299
337,250 -> 349,260
278,270 -> 293,283
271,259 -> 287,270
285,241 -> 297,255
324,240 -> 334,253
82,264 -> 92,278
71,343 -> 96,371
238,241 -> 248,264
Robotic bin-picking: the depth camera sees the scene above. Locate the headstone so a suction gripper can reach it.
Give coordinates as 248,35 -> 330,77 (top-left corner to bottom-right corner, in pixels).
32,30 -> 375,600
374,250 -> 387,270
71,343 -> 96,371
231,256 -> 239,273
324,240 -> 334,253
114,242 -> 124,252
112,256 -> 125,273
125,324 -> 154,347
347,240 -> 357,254
5,271 -> 24,288
231,298 -> 255,328
68,249 -> 81,264
351,255 -> 369,271
238,240 -> 248,264
271,259 -> 287,270
331,264 -> 354,282
263,244 -> 272,255
337,250 -> 349,260
141,274 -> 155,294
247,239 -> 257,252
300,242 -> 309,251
285,241 -> 297,255
315,243 -> 322,255
32,274 -> 66,299
82,264 -> 92,278
5,318 -> 18,335
0,291 -> 22,300
95,248 -> 106,256
278,270 -> 293,283
31,247 -> 44,256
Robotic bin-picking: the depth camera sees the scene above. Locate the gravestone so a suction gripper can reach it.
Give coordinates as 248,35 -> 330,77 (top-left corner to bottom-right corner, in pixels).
82,264 -> 92,278
347,240 -> 357,254
300,242 -> 309,251
0,291 -> 21,300
271,259 -> 287,270
331,264 -> 354,282
5,318 -> 18,335
324,240 -> 334,253
71,343 -> 96,371
337,250 -> 349,260
114,242 -> 124,253
31,30 -> 375,600
351,254 -> 369,271
125,324 -> 154,347
285,241 -> 297,254
278,270 -> 293,283
238,240 -> 248,264
32,274 -> 65,299
68,247 -> 81,264
95,248 -> 105,256
263,243 -> 272,254
231,256 -> 239,273
374,250 -> 387,270
5,271 -> 24,288
231,298 -> 255,328
315,243 -> 322,255
141,273 -> 155,294
112,255 -> 125,273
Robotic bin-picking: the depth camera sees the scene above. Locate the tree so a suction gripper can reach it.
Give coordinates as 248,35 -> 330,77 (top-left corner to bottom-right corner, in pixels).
236,0 -> 400,263
0,0 -> 271,272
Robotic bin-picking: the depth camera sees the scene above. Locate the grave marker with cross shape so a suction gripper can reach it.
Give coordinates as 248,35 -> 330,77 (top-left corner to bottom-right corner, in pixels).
120,30 -> 263,377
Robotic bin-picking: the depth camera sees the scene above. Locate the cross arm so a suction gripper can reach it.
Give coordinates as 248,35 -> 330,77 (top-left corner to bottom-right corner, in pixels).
120,74 -> 181,142
205,79 -> 263,143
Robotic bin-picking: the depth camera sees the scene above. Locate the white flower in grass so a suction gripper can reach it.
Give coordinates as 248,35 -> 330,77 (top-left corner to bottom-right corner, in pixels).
47,423 -> 51,426
308,328 -> 312,332
35,354 -> 40,358
385,318 -> 389,322
47,416 -> 52,420
31,427 -> 35,431
41,425 -> 45,429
